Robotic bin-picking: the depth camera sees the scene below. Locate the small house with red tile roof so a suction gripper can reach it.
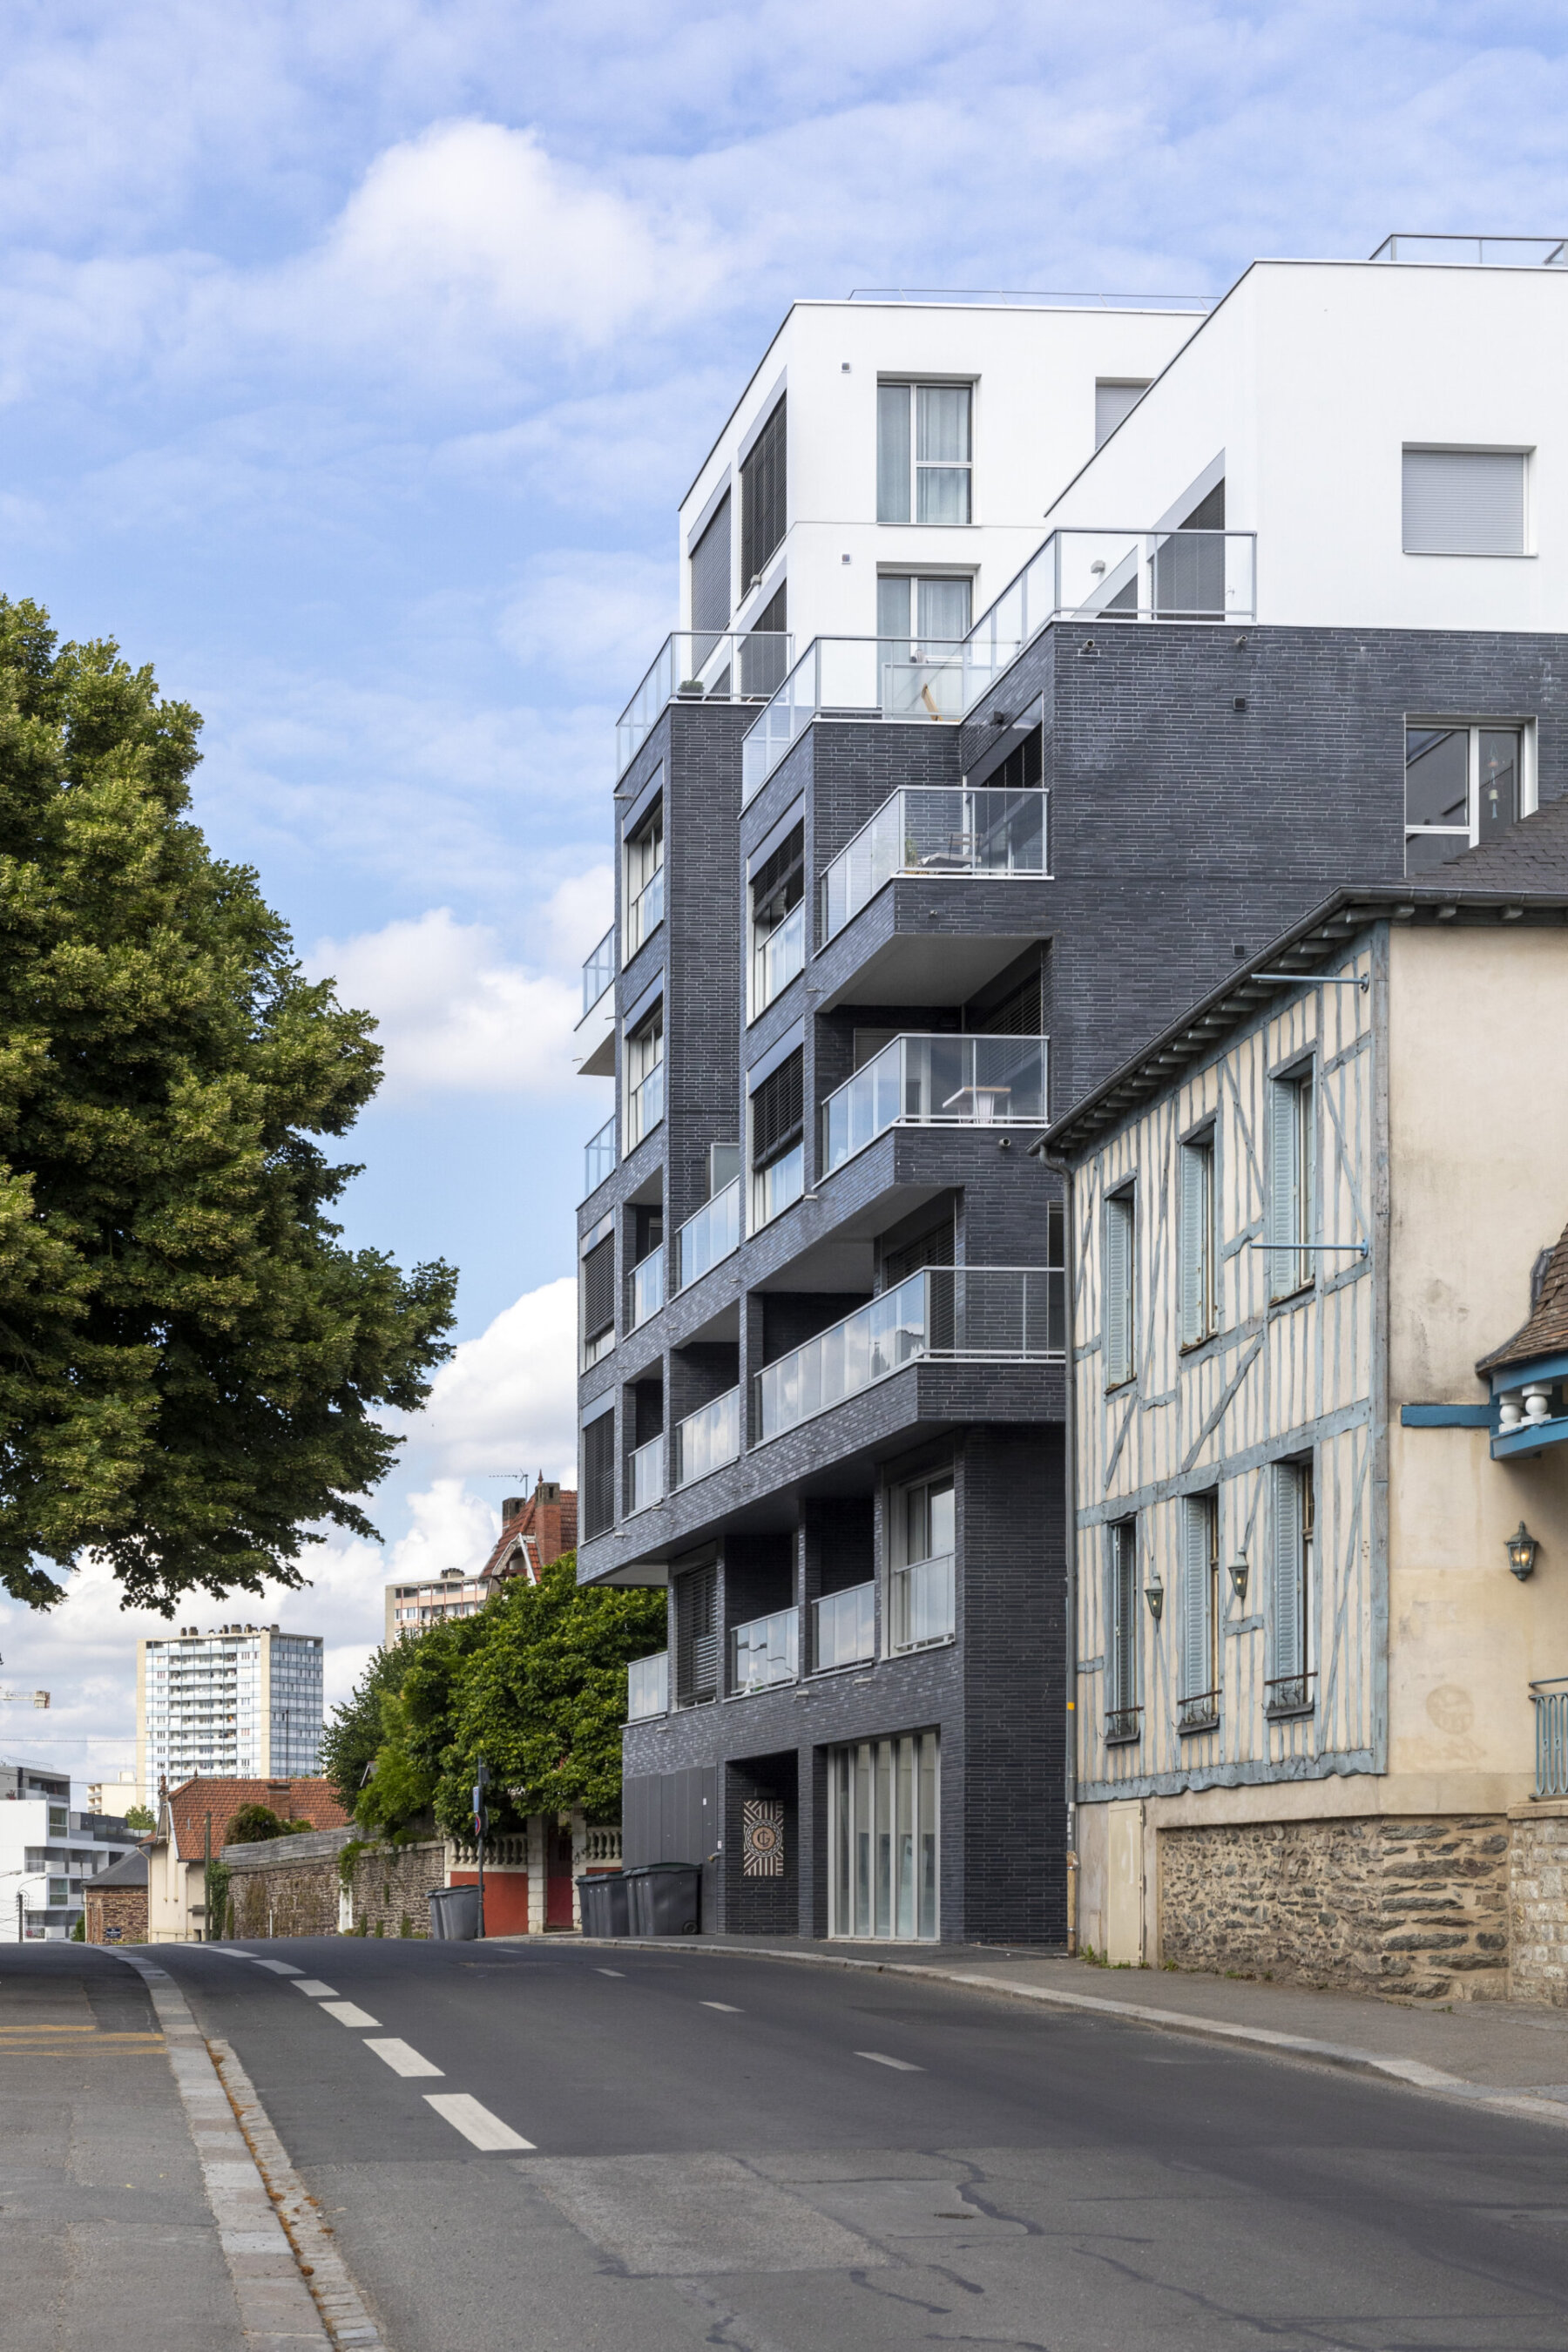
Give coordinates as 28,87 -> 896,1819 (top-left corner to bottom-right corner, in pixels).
384,1485 -> 577,1642
146,1774 -> 348,1943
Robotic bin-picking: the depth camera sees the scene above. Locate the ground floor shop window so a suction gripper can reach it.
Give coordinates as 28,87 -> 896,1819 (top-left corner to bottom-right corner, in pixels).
828,1730 -> 939,1940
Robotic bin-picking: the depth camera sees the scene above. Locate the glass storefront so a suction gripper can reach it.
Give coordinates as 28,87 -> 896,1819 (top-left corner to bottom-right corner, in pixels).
828,1730 -> 940,1940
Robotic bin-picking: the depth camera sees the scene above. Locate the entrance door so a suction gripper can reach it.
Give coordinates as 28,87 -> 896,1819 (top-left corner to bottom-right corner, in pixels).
545,1825 -> 576,1929
828,1730 -> 940,1939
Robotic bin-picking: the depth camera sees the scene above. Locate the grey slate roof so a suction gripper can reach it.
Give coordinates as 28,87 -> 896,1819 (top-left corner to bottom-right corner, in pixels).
1477,1218 -> 1568,1375
1433,786 -> 1568,888
91,1847 -> 148,1887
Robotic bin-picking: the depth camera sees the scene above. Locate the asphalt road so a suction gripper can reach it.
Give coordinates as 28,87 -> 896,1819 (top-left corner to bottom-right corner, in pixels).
150,1934 -> 1568,2352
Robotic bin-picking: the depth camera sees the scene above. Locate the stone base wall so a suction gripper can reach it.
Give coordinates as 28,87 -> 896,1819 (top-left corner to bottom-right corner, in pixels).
229,1856 -> 340,1940
1159,1815 -> 1511,2000
1508,1804 -> 1568,2006
347,1840 -> 445,1938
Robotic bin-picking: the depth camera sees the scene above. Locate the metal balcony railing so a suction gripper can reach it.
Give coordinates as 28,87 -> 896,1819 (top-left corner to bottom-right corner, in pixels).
581,928 -> 615,1019
626,1435 -> 665,1516
1177,1689 -> 1220,1734
1370,233 -> 1568,267
889,1554 -> 954,1652
627,1652 -> 668,1721
628,1247 -> 665,1331
672,1388 -> 741,1488
1105,1705 -> 1142,1746
813,1583 -> 875,1671
617,631 -> 794,774
821,786 -> 1049,941
740,529 -> 1257,795
584,1114 -> 616,1198
822,1032 -> 1048,1174
732,1606 -> 799,1694
674,1178 -> 740,1291
754,1264 -> 1064,1442
1532,1677 -> 1568,1798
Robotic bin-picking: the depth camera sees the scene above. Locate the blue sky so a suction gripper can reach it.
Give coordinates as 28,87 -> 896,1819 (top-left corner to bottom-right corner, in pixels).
3,0 -> 1568,1781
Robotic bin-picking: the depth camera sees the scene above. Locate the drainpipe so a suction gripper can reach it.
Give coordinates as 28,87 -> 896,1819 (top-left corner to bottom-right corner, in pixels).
1042,1149 -> 1078,1956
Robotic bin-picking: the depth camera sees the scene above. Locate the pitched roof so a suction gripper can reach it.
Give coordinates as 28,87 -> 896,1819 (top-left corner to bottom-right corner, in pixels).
1477,1217 -> 1568,1375
91,1847 -> 149,1887
159,1776 -> 348,1858
1430,786 -> 1568,889
476,1486 -> 578,1586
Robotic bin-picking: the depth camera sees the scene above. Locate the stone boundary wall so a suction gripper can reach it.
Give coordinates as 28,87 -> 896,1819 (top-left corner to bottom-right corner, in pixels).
347,1839 -> 446,1939
224,1825 -> 356,1940
1158,1815 -> 1511,1999
1507,1801 -> 1568,2006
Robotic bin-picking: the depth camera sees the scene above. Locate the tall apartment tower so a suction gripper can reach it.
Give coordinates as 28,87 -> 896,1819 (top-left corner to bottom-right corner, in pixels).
137,1623 -> 324,1792
577,244 -> 1568,1945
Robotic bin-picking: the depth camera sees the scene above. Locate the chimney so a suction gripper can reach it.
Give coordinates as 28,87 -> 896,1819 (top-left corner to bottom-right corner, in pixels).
502,1496 -> 525,1524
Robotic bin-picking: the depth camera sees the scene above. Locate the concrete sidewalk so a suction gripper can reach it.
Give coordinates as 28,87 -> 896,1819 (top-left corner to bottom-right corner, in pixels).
564,1932 -> 1568,2125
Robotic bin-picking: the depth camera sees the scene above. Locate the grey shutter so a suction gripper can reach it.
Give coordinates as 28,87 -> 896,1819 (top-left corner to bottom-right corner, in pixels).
740,398 -> 787,582
1267,1079 -> 1299,1297
1402,449 -> 1524,556
1180,1499 -> 1211,1701
1271,1463 -> 1302,1683
581,1235 -> 615,1342
1095,380 -> 1148,447
581,1410 -> 616,1541
1179,1142 -> 1207,1344
1104,1193 -> 1131,1384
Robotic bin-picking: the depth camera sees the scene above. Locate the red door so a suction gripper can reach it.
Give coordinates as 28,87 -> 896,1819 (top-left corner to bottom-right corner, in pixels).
545,1826 -> 575,1929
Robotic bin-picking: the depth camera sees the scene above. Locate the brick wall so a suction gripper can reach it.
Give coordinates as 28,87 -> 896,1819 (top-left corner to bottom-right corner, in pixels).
84,1883 -> 147,1943
1158,1815 -> 1511,1998
1508,1801 -> 1568,2006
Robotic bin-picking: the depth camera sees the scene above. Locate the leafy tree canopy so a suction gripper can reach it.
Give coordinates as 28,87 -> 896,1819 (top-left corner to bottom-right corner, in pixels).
226,1801 -> 312,1842
319,1640 -> 413,1815
123,1803 -> 155,1832
0,598 -> 456,1610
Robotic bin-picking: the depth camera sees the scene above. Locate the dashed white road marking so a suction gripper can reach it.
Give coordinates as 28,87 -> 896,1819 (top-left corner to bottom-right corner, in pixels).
317,2001 -> 381,2029
701,2002 -> 743,2012
206,1947 -> 253,1957
252,1959 -> 305,1977
855,2051 -> 923,2072
595,1969 -> 625,1977
364,2038 -> 444,2078
293,1980 -> 338,1998
424,2093 -> 534,2152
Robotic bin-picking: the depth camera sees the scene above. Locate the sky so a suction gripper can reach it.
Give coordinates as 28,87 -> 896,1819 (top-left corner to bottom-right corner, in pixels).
2,0 -> 1567,1793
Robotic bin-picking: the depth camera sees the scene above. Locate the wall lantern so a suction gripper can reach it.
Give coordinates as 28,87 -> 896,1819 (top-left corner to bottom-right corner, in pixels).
1145,1578 -> 1165,1622
1505,1521 -> 1540,1582
1228,1551 -> 1249,1605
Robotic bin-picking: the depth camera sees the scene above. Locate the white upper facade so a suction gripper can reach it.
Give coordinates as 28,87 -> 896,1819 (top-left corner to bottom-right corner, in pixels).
0,1777 -> 139,1941
1043,250 -> 1568,632
675,297 -> 1205,653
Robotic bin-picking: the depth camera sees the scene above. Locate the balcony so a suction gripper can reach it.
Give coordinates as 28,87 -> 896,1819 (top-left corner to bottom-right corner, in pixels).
889,1555 -> 954,1652
821,786 -> 1049,942
617,630 -> 794,775
813,1582 -> 875,1671
740,529 -> 1258,797
753,897 -> 805,1011
732,1606 -> 799,1695
625,865 -> 665,959
626,1435 -> 665,1516
581,928 -> 615,1018
822,1033 -> 1048,1175
673,1388 -> 741,1488
1532,1677 -> 1568,1799
626,1061 -> 664,1151
629,1247 -> 665,1331
755,1264 -> 1064,1443
674,1177 -> 740,1291
584,1114 -> 616,1198
627,1651 -> 668,1721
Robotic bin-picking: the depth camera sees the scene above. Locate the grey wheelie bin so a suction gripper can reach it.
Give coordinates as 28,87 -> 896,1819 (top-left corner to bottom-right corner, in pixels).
427,1883 -> 482,1940
625,1862 -> 701,1936
577,1872 -> 632,1937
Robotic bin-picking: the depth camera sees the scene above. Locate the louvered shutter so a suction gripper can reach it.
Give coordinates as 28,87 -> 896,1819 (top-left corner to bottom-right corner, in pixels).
741,397 -> 787,581
690,493 -> 731,635
1267,1079 -> 1300,1297
751,1049 -> 804,1170
581,1411 -> 616,1541
581,1236 -> 614,1342
1271,1463 -> 1302,1683
1179,1143 -> 1207,1344
1180,1500 -> 1211,1702
1104,1193 -> 1132,1385
1402,449 -> 1525,556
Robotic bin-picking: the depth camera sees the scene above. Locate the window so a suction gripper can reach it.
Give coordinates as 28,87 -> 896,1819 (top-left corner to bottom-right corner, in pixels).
1404,723 -> 1528,871
740,397 -> 787,585
741,580 -> 788,698
1402,448 -> 1526,556
1179,1493 -> 1220,1731
690,492 -> 730,638
627,1205 -> 664,1331
1104,1187 -> 1135,1387
828,1730 -> 939,1940
1095,380 -> 1149,447
1267,1068 -> 1314,1301
582,1407 -> 615,1539
749,1047 -> 804,1227
749,821 -> 805,1016
673,1564 -> 720,1706
889,1471 -> 955,1651
624,803 -> 664,958
581,1233 -> 615,1369
1105,1519 -> 1139,1741
625,1004 -> 665,1149
1268,1460 -> 1314,1713
876,573 -> 973,649
877,382 -> 972,524
1179,1129 -> 1216,1347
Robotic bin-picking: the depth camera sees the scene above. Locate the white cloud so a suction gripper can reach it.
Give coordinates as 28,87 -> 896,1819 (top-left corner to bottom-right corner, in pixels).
409,1275 -> 579,1482
499,550 -> 672,690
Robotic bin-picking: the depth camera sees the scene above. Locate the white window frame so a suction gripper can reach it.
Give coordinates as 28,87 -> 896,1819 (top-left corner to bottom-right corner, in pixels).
1403,719 -> 1535,870
624,805 -> 665,961
876,380 -> 975,525
887,1470 -> 956,1652
1178,1126 -> 1217,1348
747,823 -> 806,1022
625,1005 -> 665,1151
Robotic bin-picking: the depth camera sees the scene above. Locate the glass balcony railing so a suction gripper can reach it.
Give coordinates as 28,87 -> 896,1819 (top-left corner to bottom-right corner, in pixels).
584,1114 -> 616,1197
740,530 -> 1257,797
626,1060 -> 664,1149
813,1582 -> 875,1671
617,631 -> 794,775
625,864 -> 665,958
754,1264 -> 1064,1441
627,1651 -> 668,1720
732,1605 -> 799,1694
822,1033 -> 1047,1174
581,928 -> 615,1019
674,1177 -> 740,1291
753,897 -> 805,1010
627,1435 -> 665,1515
821,786 -> 1049,941
629,1247 -> 665,1331
889,1553 -> 954,1652
673,1387 -> 741,1488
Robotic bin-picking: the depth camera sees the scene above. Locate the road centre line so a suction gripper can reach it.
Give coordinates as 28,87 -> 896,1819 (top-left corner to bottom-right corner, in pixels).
293,1979 -> 338,1997
701,2001 -> 743,2012
595,1968 -> 625,1977
251,1958 -> 304,1976
425,2092 -> 534,2152
856,2051 -> 923,2071
364,2038 -> 444,2078
317,2000 -> 381,2029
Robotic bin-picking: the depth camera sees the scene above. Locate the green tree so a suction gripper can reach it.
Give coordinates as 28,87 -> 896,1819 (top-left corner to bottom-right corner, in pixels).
123,1804 -> 155,1833
354,1612 -> 488,1835
0,598 -> 456,1610
226,1801 -> 311,1843
320,1642 -> 413,1814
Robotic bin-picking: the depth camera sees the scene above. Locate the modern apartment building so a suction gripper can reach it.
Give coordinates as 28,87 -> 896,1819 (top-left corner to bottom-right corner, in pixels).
0,1759 -> 139,1941
383,1483 -> 578,1643
578,239 -> 1568,1946
137,1624 -> 324,1791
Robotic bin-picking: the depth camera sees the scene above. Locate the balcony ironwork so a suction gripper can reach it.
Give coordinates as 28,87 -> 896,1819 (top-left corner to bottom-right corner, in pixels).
1264,1670 -> 1316,1718
628,1247 -> 665,1331
822,1032 -> 1048,1175
581,927 -> 615,1019
812,1583 -> 875,1671
1532,1677 -> 1568,1799
672,1387 -> 741,1488
626,1435 -> 665,1516
754,1263 -> 1064,1443
617,630 -> 794,774
627,1652 -> 668,1721
889,1554 -> 954,1652
674,1177 -> 740,1291
821,786 -> 1049,941
732,1606 -> 799,1694
1104,1705 -> 1142,1746
583,1114 -> 616,1198
1177,1688 -> 1221,1734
